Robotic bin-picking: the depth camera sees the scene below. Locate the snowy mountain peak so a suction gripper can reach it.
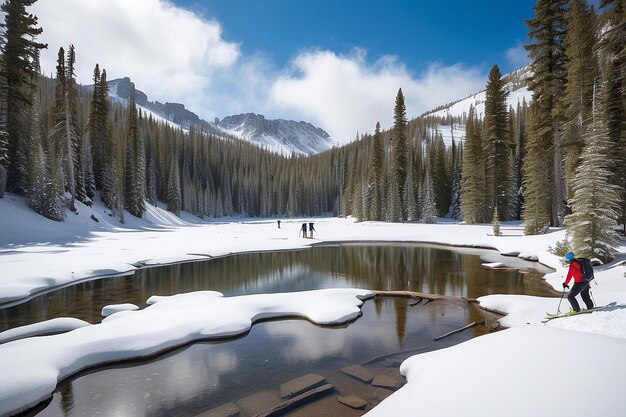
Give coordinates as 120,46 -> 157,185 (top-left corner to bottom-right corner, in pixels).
104,78 -> 335,156
215,113 -> 334,156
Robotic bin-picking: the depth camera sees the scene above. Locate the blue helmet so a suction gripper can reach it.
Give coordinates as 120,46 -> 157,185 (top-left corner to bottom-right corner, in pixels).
565,252 -> 575,261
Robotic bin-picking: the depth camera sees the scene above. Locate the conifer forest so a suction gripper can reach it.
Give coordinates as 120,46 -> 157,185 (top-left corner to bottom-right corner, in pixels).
0,0 -> 624,261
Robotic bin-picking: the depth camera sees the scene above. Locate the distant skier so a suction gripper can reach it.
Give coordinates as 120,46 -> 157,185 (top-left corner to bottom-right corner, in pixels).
308,222 -> 316,238
277,220 -> 281,229
562,252 -> 593,313
301,223 -> 307,238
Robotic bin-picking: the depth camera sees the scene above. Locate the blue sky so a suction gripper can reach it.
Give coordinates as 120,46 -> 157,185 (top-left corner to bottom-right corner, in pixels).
176,0 -> 534,74
33,0 -> 540,142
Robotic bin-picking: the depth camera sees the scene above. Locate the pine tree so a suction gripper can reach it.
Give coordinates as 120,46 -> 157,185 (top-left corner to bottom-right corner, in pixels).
483,64 -> 513,220
388,88 -> 408,222
420,167 -> 437,224
523,101 -> 551,234
524,0 -> 568,227
492,205 -> 501,236
47,45 -> 87,211
0,130 -> 8,197
512,100 -> 528,219
0,0 -> 46,194
167,158 -> 181,216
96,69 -> 119,212
447,138 -> 462,220
146,145 -> 157,206
124,89 -> 146,217
429,133 -> 450,216
404,151 -> 418,221
599,0 -> 626,233
564,82 -> 621,261
461,105 -> 486,223
88,64 -> 105,188
65,45 -> 87,204
28,142 -> 64,220
365,122 -> 384,221
562,0 -> 597,198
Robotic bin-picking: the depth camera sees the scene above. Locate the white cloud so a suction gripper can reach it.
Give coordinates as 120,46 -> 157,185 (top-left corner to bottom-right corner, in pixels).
505,44 -> 530,69
269,50 -> 485,142
30,0 -> 487,144
32,0 -> 240,105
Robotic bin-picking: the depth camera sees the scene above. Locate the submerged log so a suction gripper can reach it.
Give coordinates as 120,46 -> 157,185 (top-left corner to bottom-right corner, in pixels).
373,290 -> 477,303
360,346 -> 427,366
434,321 -> 484,341
254,384 -> 334,417
373,290 -> 443,300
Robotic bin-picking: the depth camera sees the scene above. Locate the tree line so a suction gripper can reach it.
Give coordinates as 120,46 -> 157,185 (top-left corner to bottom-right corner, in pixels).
0,0 -> 623,261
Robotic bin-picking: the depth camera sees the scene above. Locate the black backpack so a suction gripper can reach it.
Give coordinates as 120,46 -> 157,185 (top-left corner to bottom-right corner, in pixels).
575,258 -> 595,283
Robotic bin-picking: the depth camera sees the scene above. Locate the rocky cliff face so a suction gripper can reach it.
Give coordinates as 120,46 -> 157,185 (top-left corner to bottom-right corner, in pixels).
216,113 -> 334,156
106,78 -> 335,155
107,77 -> 210,131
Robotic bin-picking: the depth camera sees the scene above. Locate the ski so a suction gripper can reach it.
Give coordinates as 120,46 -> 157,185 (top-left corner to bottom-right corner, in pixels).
543,302 -> 617,322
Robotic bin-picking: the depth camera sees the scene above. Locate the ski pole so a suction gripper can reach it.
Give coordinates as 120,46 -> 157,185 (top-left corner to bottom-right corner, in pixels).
557,289 -> 566,314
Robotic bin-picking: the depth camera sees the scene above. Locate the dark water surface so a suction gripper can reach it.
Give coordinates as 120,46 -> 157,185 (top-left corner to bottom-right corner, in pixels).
3,244 -> 554,417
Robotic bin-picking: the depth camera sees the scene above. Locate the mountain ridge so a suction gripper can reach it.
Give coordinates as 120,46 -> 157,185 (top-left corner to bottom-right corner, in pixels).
106,77 -> 335,156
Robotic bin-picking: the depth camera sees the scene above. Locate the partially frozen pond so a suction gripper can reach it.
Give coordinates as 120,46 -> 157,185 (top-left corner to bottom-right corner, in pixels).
2,244 -> 554,416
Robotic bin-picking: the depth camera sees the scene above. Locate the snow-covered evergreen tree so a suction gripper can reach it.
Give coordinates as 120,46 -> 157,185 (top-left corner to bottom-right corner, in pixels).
523,102 -> 551,235
484,64 -> 513,220
389,89 -> 408,222
492,205 -> 501,236
0,0 -> 46,195
447,138 -> 462,220
420,168 -> 437,224
562,0 -> 597,198
461,105 -> 486,223
564,82 -> 622,261
365,122 -> 384,221
124,90 -> 146,218
0,123 -> 9,197
524,0 -> 568,227
167,158 -> 181,216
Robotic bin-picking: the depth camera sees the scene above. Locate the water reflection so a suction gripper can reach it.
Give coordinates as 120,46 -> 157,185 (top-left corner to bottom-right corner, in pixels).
3,244 -> 555,417
1,244 -> 552,332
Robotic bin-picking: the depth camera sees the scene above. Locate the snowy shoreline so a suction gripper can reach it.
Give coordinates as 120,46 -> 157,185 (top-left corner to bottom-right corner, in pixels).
1,194 -> 626,417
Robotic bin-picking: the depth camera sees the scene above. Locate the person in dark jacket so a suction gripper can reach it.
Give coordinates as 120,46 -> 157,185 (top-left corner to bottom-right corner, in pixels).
300,223 -> 307,238
562,251 -> 593,312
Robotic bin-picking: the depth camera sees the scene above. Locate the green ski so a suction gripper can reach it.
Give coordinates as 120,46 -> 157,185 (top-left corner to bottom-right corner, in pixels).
543,302 -> 617,322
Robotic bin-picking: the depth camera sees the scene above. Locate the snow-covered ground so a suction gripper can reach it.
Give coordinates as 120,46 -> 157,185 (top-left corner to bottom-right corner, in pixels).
426,85 -> 532,148
1,193 -> 625,417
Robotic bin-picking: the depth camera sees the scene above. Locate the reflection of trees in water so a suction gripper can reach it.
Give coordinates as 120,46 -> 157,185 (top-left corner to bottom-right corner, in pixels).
138,245 -> 473,295
60,380 -> 74,416
394,297 -> 407,347
132,245 -> 548,302
1,245 -> 552,332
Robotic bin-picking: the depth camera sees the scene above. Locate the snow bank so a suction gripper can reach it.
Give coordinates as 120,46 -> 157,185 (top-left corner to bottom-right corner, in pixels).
0,318 -> 91,345
101,303 -> 139,317
0,288 -> 372,416
365,326 -> 626,417
366,241 -> 626,417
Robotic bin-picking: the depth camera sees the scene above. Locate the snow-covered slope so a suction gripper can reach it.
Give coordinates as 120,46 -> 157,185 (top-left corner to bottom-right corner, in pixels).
216,113 -> 335,156
423,66 -> 533,146
105,78 -> 335,156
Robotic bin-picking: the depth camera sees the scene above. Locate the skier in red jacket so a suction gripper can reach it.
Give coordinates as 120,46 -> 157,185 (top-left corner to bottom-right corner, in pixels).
562,252 -> 593,312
